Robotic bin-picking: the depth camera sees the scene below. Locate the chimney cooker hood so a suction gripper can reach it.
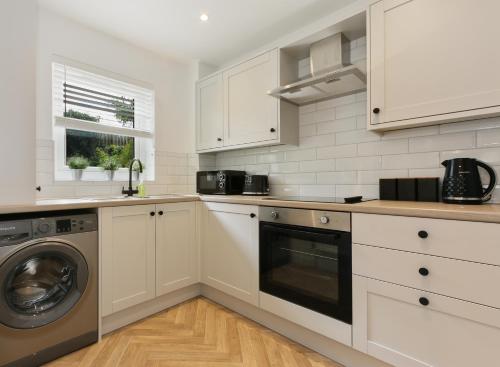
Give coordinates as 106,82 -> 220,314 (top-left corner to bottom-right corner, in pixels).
268,33 -> 366,106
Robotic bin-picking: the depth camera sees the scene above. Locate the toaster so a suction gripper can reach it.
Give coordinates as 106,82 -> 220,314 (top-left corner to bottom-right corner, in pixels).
242,175 -> 269,195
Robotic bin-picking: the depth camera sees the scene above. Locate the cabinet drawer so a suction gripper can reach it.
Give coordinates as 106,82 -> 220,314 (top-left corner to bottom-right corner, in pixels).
352,213 -> 500,265
353,275 -> 500,367
353,244 -> 500,308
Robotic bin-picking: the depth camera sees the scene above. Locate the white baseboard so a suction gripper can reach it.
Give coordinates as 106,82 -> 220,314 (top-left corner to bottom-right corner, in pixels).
201,285 -> 391,367
101,284 -> 201,335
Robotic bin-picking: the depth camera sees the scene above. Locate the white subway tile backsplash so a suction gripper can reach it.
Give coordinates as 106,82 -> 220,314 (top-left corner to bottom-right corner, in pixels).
299,159 -> 335,172
440,147 -> 500,165
409,132 -> 475,153
314,108 -> 336,122
336,156 -> 382,171
317,144 -> 357,159
285,149 -> 316,162
317,171 -> 357,184
299,124 -> 317,137
317,117 -> 357,134
283,173 -> 316,185
299,134 -> 335,147
336,184 -> 379,198
357,169 -> 408,185
336,129 -> 380,145
299,185 -> 335,197
382,152 -> 440,169
477,128 -> 500,147
257,152 -> 286,164
269,162 -> 300,173
299,104 -> 316,114
299,112 -> 316,125
358,139 -> 408,156
439,117 -> 500,133
335,102 -> 364,119
270,184 -> 300,196
382,125 -> 439,140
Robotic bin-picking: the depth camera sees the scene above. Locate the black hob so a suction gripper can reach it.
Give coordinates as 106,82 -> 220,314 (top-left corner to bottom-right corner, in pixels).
265,196 -> 374,204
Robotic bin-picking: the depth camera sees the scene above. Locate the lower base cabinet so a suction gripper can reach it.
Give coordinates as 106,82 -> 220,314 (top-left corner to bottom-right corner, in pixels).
101,202 -> 198,317
353,275 -> 500,367
101,205 -> 156,316
156,202 -> 198,296
201,202 -> 259,306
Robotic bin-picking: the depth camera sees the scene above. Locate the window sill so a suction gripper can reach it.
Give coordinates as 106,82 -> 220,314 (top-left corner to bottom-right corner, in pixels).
54,167 -> 153,183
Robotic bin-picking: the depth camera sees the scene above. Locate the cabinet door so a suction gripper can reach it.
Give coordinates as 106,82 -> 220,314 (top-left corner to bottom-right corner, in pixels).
101,205 -> 156,316
353,275 -> 500,367
156,202 -> 198,296
369,0 -> 500,129
223,49 -> 278,146
196,74 -> 224,151
201,202 -> 259,305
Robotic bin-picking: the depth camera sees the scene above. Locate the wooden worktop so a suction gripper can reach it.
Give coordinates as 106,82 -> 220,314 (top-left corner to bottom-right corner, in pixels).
1,194 -> 500,223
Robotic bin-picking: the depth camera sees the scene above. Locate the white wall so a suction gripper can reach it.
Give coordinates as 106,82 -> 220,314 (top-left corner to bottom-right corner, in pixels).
0,0 -> 37,205
36,8 -> 199,198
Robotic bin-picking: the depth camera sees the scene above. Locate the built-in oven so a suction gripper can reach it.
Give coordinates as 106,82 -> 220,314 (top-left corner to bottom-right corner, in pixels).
259,207 -> 351,324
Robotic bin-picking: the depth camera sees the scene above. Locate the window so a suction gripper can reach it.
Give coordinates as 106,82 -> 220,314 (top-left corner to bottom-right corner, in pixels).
52,62 -> 155,181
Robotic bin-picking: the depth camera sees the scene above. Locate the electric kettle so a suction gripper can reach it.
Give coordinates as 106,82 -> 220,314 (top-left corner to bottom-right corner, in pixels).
441,158 -> 496,204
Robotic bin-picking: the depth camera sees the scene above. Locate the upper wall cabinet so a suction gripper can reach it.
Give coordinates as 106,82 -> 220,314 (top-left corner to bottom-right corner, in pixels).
368,0 -> 500,131
196,49 -> 298,153
196,74 -> 224,151
223,50 -> 279,147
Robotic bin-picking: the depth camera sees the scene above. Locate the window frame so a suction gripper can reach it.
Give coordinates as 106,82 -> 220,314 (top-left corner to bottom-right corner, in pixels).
51,58 -> 155,182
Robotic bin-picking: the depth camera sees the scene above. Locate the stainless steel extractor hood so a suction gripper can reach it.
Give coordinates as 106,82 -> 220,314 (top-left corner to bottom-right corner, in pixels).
269,33 -> 366,106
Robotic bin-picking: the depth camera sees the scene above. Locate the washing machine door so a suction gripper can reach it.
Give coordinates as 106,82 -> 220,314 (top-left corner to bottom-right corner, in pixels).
0,240 -> 89,329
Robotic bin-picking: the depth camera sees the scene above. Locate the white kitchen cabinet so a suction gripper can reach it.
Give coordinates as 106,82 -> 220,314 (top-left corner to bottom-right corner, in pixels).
156,202 -> 198,296
195,74 -> 224,151
223,49 -> 279,147
101,205 -> 156,316
368,0 -> 500,130
353,276 -> 500,367
196,49 -> 298,153
201,202 -> 259,305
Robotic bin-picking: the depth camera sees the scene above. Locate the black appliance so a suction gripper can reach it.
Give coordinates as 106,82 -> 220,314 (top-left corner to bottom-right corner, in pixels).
259,207 -> 352,324
442,158 -> 496,204
196,170 -> 245,195
243,175 -> 270,195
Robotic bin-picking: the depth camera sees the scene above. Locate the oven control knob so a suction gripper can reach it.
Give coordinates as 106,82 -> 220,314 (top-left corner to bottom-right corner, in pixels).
271,211 -> 279,220
320,216 -> 330,224
38,222 -> 51,233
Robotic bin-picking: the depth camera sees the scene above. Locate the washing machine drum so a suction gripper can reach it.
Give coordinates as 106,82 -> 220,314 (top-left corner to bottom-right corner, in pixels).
0,241 -> 88,329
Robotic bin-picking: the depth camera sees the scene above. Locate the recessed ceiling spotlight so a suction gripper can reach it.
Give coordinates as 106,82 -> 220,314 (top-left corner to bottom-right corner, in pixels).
200,13 -> 208,22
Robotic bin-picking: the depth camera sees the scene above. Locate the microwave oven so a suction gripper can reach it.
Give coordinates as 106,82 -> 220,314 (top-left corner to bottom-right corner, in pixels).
196,170 -> 246,195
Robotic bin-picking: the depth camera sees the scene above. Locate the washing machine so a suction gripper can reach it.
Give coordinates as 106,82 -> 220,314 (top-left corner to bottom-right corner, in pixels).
0,212 -> 98,367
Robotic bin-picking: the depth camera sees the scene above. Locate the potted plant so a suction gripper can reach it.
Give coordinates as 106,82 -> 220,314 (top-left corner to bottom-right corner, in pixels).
100,157 -> 119,181
67,156 -> 89,180
132,161 -> 145,181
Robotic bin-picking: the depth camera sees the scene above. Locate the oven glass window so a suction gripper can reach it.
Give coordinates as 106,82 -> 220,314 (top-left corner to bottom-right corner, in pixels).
268,235 -> 339,304
260,223 -> 351,323
5,254 -> 76,315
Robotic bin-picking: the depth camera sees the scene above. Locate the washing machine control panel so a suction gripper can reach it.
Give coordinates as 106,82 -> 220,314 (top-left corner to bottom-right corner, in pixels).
32,214 -> 97,238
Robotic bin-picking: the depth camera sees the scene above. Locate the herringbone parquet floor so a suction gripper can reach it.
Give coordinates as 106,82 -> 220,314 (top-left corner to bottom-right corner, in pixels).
45,297 -> 343,367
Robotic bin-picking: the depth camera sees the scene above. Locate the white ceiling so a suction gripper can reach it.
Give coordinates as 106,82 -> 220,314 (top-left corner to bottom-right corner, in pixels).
37,0 -> 356,66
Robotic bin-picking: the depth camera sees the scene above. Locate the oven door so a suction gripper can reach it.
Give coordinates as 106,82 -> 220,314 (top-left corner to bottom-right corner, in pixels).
260,222 -> 351,324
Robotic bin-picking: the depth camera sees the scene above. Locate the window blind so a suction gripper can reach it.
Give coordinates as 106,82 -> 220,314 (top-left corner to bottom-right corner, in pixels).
52,63 -> 154,133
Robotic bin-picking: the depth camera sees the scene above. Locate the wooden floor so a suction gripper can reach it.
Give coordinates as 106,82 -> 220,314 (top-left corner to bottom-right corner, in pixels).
45,297 -> 343,367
